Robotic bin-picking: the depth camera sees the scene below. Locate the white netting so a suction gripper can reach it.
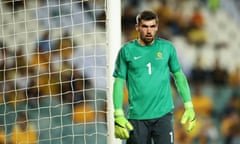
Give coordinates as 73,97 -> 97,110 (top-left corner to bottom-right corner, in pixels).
0,0 -> 109,143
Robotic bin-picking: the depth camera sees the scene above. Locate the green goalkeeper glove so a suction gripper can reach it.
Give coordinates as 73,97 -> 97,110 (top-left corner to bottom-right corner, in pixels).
181,102 -> 196,132
114,109 -> 133,139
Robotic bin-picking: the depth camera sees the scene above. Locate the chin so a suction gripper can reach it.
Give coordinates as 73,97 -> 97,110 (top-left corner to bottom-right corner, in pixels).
144,39 -> 153,44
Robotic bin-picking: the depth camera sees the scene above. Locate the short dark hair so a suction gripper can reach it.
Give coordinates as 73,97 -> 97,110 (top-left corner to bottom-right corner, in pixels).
136,10 -> 158,24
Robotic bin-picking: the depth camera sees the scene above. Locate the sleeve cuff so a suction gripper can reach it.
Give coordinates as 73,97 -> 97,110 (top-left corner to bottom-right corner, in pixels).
184,101 -> 193,108
114,109 -> 124,117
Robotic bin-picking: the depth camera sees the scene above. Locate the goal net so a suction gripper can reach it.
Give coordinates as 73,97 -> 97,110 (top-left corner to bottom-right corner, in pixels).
0,0 -> 119,143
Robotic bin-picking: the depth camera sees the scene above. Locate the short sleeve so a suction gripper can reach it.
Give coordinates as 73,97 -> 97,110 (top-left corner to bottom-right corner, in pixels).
113,47 -> 128,79
168,44 -> 181,73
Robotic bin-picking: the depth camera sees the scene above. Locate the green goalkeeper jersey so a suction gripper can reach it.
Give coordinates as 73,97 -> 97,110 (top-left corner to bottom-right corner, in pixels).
113,38 -> 181,120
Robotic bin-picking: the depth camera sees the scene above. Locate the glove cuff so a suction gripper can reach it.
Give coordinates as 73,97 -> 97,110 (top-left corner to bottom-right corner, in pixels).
184,101 -> 193,109
114,109 -> 124,117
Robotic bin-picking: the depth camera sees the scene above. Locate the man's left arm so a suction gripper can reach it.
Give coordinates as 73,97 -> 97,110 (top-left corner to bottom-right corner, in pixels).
173,69 -> 196,132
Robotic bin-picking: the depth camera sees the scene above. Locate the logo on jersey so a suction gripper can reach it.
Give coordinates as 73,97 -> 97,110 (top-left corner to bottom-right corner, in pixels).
156,52 -> 163,59
134,56 -> 142,60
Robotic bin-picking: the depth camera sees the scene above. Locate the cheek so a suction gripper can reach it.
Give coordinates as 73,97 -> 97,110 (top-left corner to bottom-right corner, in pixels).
140,31 -> 146,36
139,29 -> 147,34
152,29 -> 158,35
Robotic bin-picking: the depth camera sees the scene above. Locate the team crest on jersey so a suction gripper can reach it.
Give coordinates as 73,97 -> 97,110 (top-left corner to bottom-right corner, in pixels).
156,52 -> 163,59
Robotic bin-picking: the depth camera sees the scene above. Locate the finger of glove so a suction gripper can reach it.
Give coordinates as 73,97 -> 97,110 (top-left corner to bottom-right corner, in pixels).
180,113 -> 188,124
181,109 -> 195,124
115,117 -> 128,127
187,119 -> 196,132
126,122 -> 133,131
115,117 -> 133,131
115,126 -> 129,139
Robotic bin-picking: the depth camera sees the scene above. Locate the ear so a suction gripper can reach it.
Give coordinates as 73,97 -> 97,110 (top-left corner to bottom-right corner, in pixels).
135,24 -> 139,32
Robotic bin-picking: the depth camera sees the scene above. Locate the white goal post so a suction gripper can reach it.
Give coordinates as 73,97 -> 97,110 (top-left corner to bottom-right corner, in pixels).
106,0 -> 122,143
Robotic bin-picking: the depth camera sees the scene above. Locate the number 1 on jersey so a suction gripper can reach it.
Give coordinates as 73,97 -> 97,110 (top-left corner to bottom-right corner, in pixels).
146,62 -> 152,75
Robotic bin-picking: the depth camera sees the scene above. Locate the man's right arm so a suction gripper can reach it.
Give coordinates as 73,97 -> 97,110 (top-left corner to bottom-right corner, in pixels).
113,77 -> 125,110
113,77 -> 133,139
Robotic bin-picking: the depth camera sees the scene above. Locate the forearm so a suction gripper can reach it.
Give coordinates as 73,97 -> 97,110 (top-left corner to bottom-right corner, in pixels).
113,77 -> 125,110
173,70 -> 191,103
174,70 -> 196,131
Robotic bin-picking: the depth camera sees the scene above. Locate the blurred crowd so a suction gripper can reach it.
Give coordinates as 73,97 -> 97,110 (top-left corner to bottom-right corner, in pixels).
122,0 -> 208,46
0,30 -> 99,143
0,0 -> 240,144
0,0 -> 107,143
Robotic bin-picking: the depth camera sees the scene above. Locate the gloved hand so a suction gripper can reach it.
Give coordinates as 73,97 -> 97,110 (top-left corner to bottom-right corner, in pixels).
114,109 -> 133,139
181,102 -> 196,132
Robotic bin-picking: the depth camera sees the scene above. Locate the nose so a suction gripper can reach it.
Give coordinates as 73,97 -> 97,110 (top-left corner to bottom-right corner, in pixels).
147,28 -> 151,33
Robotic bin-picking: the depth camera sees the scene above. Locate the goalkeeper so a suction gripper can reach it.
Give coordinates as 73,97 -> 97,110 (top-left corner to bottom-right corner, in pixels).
113,10 -> 196,144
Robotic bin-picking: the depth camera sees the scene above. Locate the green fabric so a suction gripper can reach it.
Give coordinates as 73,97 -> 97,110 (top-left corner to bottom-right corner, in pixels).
181,102 -> 196,131
114,109 -> 133,139
113,38 -> 181,119
113,78 -> 125,109
173,70 -> 196,131
173,70 -> 191,103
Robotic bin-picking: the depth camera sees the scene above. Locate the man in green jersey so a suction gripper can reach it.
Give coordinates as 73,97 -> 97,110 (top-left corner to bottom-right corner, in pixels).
113,10 -> 196,144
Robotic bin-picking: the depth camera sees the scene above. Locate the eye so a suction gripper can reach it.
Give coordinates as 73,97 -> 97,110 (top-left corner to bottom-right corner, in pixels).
151,25 -> 156,28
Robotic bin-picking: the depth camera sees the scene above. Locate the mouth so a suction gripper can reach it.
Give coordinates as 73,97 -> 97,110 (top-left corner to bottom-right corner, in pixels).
146,34 -> 152,37
145,35 -> 153,40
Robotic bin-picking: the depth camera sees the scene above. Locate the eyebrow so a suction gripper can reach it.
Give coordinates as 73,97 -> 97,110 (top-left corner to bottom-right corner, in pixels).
141,24 -> 156,28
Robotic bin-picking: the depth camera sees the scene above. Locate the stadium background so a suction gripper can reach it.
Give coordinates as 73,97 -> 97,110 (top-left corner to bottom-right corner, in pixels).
0,0 -> 240,143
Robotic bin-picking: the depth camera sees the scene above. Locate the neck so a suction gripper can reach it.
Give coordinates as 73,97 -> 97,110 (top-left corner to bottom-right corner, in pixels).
138,39 -> 154,46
